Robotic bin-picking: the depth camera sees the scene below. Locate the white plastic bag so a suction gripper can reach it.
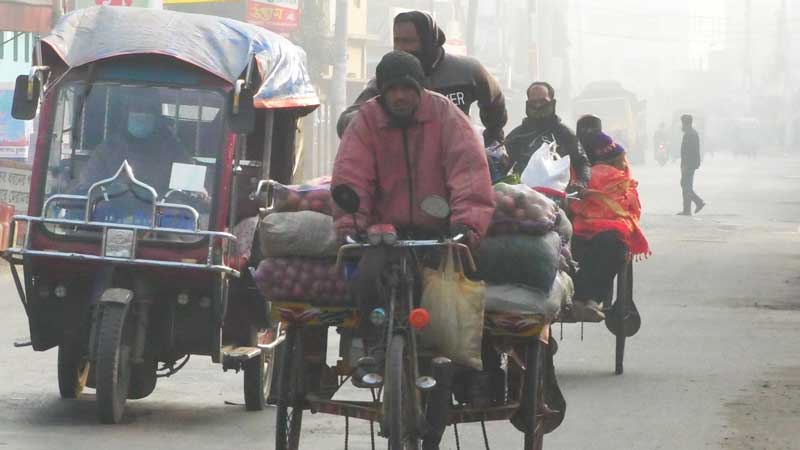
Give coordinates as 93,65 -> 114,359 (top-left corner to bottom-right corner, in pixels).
520,141 -> 571,191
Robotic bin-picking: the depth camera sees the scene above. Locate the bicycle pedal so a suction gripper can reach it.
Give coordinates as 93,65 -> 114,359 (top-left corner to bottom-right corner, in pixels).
362,373 -> 384,388
221,345 -> 261,360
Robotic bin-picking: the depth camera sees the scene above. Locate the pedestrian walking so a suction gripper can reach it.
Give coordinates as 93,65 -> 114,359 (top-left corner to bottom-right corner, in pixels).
678,114 -> 706,215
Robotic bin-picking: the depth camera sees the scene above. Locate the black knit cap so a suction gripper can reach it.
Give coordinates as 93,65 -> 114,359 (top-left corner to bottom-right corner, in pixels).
375,51 -> 425,94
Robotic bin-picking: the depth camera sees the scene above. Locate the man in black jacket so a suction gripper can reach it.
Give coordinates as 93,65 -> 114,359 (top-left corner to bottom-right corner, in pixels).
336,10 -> 507,146
678,114 -> 706,215
504,82 -> 592,188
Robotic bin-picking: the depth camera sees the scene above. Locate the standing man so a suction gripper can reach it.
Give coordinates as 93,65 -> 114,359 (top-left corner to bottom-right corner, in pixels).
504,82 -> 592,189
336,11 -> 507,146
678,114 -> 706,215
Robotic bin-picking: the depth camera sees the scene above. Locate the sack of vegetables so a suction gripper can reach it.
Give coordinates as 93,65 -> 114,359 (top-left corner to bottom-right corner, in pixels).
474,231 -> 562,291
259,211 -> 339,258
269,178 -> 333,215
251,257 -> 353,306
489,183 -> 558,235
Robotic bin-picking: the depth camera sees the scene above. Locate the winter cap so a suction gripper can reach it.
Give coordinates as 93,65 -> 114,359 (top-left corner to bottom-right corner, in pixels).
586,131 -> 625,163
375,51 -> 425,94
576,114 -> 602,136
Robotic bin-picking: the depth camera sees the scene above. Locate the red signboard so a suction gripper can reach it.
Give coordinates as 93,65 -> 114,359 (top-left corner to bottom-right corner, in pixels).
246,1 -> 300,33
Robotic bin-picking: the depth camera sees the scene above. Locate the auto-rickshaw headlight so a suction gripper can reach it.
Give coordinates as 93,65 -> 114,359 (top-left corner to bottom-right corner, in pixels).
177,292 -> 190,306
54,284 -> 68,299
199,296 -> 211,309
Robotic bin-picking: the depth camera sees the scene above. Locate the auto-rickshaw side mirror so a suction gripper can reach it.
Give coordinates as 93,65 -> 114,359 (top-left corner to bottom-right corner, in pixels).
11,75 -> 40,120
229,80 -> 255,134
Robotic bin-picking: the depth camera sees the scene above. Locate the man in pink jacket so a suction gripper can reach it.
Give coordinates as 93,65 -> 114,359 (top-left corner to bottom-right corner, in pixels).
332,51 -> 494,243
332,51 -> 494,388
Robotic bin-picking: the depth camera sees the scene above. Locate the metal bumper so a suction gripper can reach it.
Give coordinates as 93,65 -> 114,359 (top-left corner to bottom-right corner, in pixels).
4,214 -> 240,277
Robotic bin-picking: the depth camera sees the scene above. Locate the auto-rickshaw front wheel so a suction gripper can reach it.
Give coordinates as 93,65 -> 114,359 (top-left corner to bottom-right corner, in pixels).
243,326 -> 277,411
95,299 -> 134,424
57,342 -> 90,399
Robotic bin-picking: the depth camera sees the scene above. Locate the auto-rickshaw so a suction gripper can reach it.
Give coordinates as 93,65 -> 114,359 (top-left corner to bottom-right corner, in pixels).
6,6 -> 319,424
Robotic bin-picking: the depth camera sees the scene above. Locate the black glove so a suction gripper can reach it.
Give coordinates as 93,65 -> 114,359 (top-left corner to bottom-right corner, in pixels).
450,223 -> 481,250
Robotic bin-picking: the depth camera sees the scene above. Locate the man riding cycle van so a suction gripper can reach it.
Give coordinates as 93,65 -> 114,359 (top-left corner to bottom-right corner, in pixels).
504,81 -> 592,190
336,10 -> 507,147
331,51 -> 494,385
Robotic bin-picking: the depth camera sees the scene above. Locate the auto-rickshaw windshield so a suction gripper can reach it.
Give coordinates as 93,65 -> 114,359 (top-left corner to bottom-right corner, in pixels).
45,82 -> 226,230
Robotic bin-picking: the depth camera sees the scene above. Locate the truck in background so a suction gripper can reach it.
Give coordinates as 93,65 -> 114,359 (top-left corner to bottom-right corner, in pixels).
573,81 -> 647,164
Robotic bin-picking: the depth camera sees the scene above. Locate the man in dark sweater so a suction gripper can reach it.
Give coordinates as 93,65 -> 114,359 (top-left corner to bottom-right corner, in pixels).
504,81 -> 592,189
336,11 -> 507,146
678,114 -> 706,215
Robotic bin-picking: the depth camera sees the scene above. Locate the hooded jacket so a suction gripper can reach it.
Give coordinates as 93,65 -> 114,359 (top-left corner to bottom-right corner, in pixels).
332,90 -> 494,238
337,12 -> 507,146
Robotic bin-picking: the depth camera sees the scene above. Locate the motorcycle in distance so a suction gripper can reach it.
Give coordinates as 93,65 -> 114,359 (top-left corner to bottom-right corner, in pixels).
654,142 -> 669,166
5,6 -> 319,424
268,184 -> 562,450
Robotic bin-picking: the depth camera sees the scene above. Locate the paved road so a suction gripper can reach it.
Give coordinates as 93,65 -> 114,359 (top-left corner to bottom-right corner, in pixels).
1,154 -> 799,450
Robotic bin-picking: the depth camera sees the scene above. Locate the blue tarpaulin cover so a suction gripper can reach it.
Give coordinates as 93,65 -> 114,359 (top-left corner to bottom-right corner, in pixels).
41,6 -> 319,110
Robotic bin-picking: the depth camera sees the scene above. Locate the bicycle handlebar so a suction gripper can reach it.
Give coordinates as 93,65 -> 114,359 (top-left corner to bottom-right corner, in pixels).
335,238 -> 477,272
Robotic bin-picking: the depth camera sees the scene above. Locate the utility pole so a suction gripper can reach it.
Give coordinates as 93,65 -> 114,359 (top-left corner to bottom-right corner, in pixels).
744,0 -> 752,91
528,0 -> 538,80
466,0 -> 478,55
782,0 -> 793,154
51,0 -> 63,25
330,0 -> 349,161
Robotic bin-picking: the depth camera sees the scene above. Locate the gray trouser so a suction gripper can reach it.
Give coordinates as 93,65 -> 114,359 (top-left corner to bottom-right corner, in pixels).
681,167 -> 703,212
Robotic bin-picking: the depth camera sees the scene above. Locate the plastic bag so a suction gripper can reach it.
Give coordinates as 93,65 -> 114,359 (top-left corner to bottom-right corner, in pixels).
474,232 -> 562,290
420,247 -> 486,370
270,178 -> 333,215
484,272 -> 573,322
259,211 -> 339,257
251,257 -> 352,305
486,141 -> 509,183
489,183 -> 558,235
520,141 -> 571,191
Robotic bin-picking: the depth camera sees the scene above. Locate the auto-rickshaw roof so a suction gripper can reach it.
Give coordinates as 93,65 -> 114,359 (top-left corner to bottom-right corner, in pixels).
40,6 -> 320,111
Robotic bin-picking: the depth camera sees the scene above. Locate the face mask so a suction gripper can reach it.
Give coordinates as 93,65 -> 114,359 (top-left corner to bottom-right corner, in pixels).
127,112 -> 156,139
526,100 -> 556,119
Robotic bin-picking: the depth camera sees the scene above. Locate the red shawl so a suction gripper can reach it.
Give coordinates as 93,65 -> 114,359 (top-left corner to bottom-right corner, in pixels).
569,164 -> 650,258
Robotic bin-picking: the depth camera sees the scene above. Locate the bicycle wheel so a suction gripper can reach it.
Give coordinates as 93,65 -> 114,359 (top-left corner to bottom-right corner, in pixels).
523,340 -> 545,450
385,335 -> 420,450
275,328 -> 304,450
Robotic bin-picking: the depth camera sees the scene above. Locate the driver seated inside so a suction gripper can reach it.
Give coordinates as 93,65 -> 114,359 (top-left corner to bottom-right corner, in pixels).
70,91 -> 194,197
331,51 -> 494,385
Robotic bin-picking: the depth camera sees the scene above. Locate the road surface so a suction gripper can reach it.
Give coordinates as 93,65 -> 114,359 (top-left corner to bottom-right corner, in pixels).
1,154 -> 798,450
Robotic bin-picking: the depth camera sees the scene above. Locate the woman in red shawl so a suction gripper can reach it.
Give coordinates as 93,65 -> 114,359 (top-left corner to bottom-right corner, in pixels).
569,132 -> 649,321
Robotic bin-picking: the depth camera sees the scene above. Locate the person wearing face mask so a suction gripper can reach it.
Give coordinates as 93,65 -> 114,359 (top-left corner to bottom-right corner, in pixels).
504,82 -> 592,190
576,114 -> 602,152
72,92 -> 193,195
336,11 -> 507,147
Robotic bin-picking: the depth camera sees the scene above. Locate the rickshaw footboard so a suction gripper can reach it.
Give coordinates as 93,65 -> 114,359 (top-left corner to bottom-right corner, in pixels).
306,395 -> 520,425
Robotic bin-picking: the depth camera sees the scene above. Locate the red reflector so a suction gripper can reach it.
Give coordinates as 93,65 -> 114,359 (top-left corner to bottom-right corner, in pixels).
409,308 -> 430,330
